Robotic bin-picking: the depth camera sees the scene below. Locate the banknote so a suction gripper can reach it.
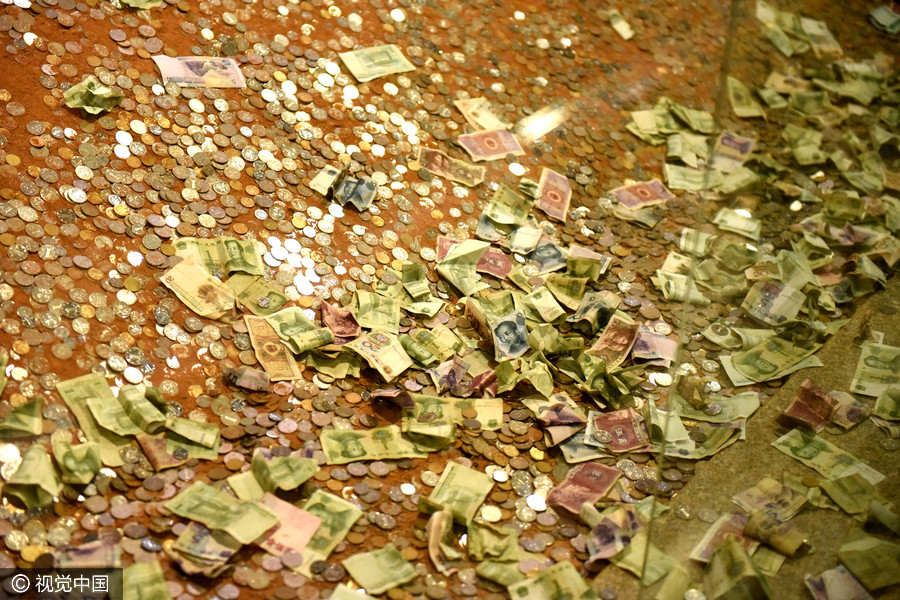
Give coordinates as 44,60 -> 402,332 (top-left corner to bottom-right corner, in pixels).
535,167 -> 571,222
225,272 -> 287,316
309,165 -> 341,195
526,287 -> 566,323
727,75 -> 767,119
173,236 -> 264,277
740,280 -> 805,325
160,257 -> 235,319
56,372 -> 131,467
546,462 -> 621,514
345,331 -> 412,382
704,537 -> 773,600
454,97 -> 511,130
244,316 -> 304,381
5,445 -> 62,509
837,528 -> 900,590
424,461 -> 492,524
333,174 -> 377,211
87,385 -> 165,437
491,310 -> 529,360
0,397 -> 41,437
353,291 -> 401,334
610,531 -> 676,586
151,56 -> 246,87
164,481 -> 279,545
506,224 -> 542,254
298,490 -> 363,575
773,429 -> 884,484
458,129 -> 525,162
584,505 -> 640,564
530,242 -> 567,274
62,75 -> 123,114
709,131 -> 755,173
584,408 -> 651,453
257,493 -> 321,558
873,388 -> 900,421
167,521 -> 241,577
689,513 -> 759,563
343,544 -> 417,595
630,326 -> 678,367
714,207 -> 762,239
732,476 -> 807,522
820,473 -> 885,516
123,562 -> 169,600
320,301 -> 361,338
588,313 -> 639,369
513,104 -> 568,143
403,394 -> 503,431
483,184 -> 532,226
52,438 -> 101,485
655,270 -> 710,305
435,236 -> 511,279
338,44 -> 415,82
417,147 -> 486,187
320,425 -> 425,464
850,342 -> 900,397
733,337 -> 818,383
507,561 -> 591,600
780,379 -> 837,431
800,17 -> 842,59
54,538 -> 121,569
608,9 -> 634,39
566,244 -> 612,280
567,290 -> 621,334
805,565 -> 873,600
436,239 -> 490,296
610,179 -> 674,210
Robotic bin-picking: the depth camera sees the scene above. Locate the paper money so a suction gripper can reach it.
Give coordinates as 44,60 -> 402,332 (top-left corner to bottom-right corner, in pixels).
62,75 -> 124,114
343,544 -> 417,595
741,280 -> 805,325
56,372 -> 131,467
610,179 -> 674,210
309,165 -> 341,195
160,257 -> 235,319
417,147 -> 486,187
709,131 -> 755,173
566,245 -> 611,280
873,388 -> 900,421
164,481 -> 279,545
5,445 -> 62,509
333,174 -> 377,211
800,17 -> 842,59
704,537 -> 774,600
546,462 -> 621,514
320,301 -> 361,338
588,314 -> 639,369
773,429 -> 884,484
491,310 -> 529,360
436,239 -> 490,296
167,521 -> 241,577
608,9 -> 634,40
535,167 -> 571,221
732,476 -> 806,522
151,56 -> 246,88
870,6 -> 900,33
513,104 -> 568,143
610,531 -> 676,586
173,236 -> 264,277
850,342 -> 900,397
320,425 -> 425,464
86,385 -> 165,437
244,316 -> 304,381
507,561 -> 591,600
837,528 -> 900,590
453,97 -> 511,130
820,473 -> 884,516
526,287 -> 566,323
424,461 -> 492,525
0,397 -> 41,437
345,331 -> 412,382
733,337 -> 817,382
435,237 -> 510,279
338,44 -> 415,82
257,493 -> 321,559
123,562 -> 170,600
458,129 -> 525,162
727,75 -> 767,119
690,513 -> 759,563
584,408 -> 651,453
52,438 -> 101,485
484,185 -> 532,227
225,273 -> 287,316
531,242 -> 568,274
298,490 -> 363,575
54,539 -> 121,569
805,565 -> 873,600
